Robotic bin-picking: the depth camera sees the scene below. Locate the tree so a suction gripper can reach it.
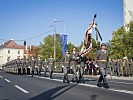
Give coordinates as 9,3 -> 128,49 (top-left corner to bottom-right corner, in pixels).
39,34 -> 62,61
109,21 -> 133,60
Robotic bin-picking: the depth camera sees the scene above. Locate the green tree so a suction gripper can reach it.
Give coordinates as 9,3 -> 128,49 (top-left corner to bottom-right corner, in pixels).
39,34 -> 62,61
109,21 -> 133,60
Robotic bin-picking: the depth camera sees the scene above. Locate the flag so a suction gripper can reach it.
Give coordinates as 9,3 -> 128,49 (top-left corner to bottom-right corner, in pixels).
61,35 -> 67,54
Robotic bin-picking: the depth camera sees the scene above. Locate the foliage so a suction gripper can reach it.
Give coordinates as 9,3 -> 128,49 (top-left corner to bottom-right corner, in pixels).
108,21 -> 133,60
38,34 -> 62,61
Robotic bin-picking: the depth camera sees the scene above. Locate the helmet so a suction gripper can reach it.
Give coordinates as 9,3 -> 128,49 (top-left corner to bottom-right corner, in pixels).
101,43 -> 106,47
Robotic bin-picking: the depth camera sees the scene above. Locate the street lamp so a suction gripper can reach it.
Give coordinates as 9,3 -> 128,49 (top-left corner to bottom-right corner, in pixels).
49,25 -> 56,60
49,19 -> 65,60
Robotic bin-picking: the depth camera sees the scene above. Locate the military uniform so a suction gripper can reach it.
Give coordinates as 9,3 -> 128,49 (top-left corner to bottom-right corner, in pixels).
62,51 -> 70,83
95,43 -> 109,88
78,56 -> 87,83
30,57 -> 36,77
47,56 -> 54,78
70,47 -> 79,83
36,57 -> 42,76
42,59 -> 48,76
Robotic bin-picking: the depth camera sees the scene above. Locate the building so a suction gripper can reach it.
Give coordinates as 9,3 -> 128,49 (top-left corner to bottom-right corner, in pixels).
0,40 -> 24,67
123,0 -> 133,27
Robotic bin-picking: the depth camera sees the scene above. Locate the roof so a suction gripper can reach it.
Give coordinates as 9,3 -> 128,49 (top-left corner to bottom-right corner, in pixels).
0,40 -> 24,49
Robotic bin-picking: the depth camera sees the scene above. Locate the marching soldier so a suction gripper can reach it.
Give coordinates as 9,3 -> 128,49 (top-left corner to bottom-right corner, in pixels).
16,57 -> 21,75
30,57 -> 36,77
42,59 -> 48,76
36,57 -> 42,76
95,43 -> 109,88
70,47 -> 79,83
47,55 -> 54,78
78,55 -> 87,83
62,50 -> 70,83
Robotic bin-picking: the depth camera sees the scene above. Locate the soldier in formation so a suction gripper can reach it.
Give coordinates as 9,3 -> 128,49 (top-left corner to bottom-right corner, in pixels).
47,55 -> 55,78
61,50 -> 70,83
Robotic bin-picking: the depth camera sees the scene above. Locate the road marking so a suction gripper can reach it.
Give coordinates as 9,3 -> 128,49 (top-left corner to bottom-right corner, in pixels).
15,85 -> 29,94
28,75 -> 133,95
0,76 -> 3,78
108,88 -> 133,95
4,79 -> 11,82
109,81 -> 133,85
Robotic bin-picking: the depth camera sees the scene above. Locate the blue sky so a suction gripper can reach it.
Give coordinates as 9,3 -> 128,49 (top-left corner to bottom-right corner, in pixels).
0,0 -> 123,46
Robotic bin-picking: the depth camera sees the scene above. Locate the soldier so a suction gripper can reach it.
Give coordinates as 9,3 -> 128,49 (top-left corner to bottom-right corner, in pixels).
95,43 -> 109,88
42,59 -> 48,76
36,57 -> 42,76
30,57 -> 36,77
62,50 -> 70,83
122,57 -> 128,76
16,57 -> 21,75
26,59 -> 30,75
70,47 -> 79,83
78,55 -> 87,83
47,55 -> 54,78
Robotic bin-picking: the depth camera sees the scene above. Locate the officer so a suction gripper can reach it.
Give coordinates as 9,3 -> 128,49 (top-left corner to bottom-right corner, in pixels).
62,50 -> 70,83
30,57 -> 36,77
70,47 -> 79,83
47,55 -> 54,78
95,43 -> 109,88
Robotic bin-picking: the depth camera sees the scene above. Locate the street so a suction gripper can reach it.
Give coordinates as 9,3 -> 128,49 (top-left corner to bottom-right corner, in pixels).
0,71 -> 133,100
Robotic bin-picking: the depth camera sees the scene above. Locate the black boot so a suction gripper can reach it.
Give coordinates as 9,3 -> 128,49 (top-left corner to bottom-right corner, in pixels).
103,75 -> 109,88
97,75 -> 103,87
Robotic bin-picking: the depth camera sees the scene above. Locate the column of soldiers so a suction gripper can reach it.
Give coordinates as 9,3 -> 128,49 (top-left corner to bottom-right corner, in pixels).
3,44 -> 133,86
107,58 -> 133,77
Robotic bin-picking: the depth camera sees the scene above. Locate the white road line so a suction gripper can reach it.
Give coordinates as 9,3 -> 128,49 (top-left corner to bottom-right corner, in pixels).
28,75 -> 133,95
108,88 -> 133,95
15,85 -> 29,94
0,76 -> 3,78
4,79 -> 11,82
109,81 -> 133,85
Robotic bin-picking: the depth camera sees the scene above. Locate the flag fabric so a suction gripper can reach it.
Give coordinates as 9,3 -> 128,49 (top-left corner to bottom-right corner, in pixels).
61,35 -> 67,54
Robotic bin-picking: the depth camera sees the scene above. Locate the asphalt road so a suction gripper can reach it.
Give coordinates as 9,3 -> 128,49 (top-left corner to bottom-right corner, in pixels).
0,71 -> 133,100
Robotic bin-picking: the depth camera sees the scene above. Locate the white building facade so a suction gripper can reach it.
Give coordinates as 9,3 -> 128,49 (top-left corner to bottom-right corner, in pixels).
123,0 -> 133,27
0,40 -> 24,67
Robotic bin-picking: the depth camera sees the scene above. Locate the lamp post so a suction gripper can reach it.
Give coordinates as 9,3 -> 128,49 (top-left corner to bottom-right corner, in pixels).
49,19 -> 65,60
49,25 -> 56,60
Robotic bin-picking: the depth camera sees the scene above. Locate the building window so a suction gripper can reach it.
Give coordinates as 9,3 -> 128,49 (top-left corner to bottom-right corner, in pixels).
8,50 -> 10,54
18,50 -> 20,54
7,57 -> 10,62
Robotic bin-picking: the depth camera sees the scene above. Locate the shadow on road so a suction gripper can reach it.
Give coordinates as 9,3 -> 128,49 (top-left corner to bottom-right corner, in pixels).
28,84 -> 77,100
90,94 -> 98,100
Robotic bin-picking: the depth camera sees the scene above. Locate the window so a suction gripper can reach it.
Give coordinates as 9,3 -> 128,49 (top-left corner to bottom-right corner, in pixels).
8,50 -> 10,54
18,50 -> 20,54
7,57 -> 10,62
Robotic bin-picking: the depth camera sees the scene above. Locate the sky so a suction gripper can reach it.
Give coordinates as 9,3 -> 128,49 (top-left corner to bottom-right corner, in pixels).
0,0 -> 123,46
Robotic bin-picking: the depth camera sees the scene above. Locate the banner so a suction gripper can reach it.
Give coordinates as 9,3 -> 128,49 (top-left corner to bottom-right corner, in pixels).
61,35 -> 67,54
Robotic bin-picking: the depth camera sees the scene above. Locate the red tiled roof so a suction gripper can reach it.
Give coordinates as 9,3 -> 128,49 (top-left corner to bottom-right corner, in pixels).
0,40 -> 24,49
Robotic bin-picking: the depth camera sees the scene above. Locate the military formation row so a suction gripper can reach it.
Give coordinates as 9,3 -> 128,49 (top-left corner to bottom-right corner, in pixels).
108,59 -> 133,77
